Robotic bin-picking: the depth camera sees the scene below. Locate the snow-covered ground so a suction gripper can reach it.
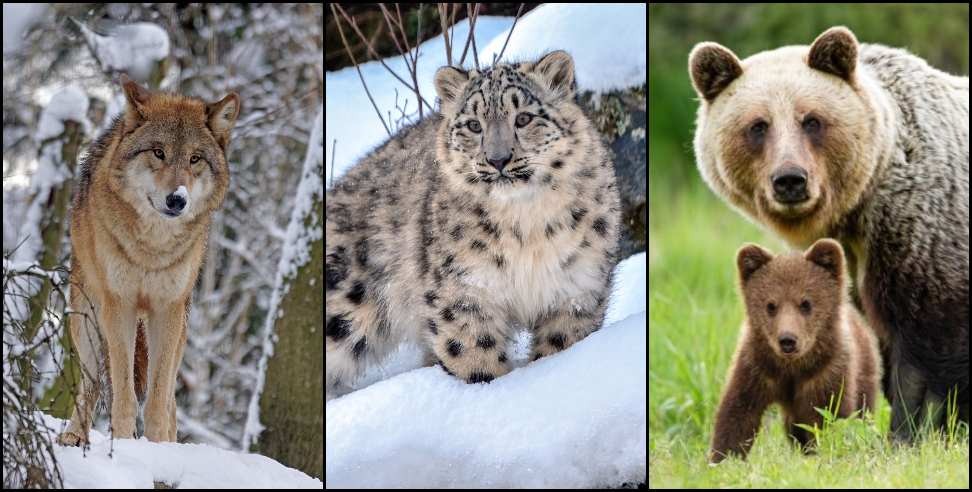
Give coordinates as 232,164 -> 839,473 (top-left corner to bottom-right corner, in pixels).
38,414 -> 321,488
325,253 -> 647,488
325,3 -> 647,186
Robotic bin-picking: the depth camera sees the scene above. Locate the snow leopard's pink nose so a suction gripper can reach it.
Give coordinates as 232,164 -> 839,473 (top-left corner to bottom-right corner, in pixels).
486,154 -> 511,172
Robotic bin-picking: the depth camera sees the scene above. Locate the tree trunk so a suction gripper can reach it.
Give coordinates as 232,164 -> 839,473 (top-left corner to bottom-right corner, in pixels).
256,209 -> 323,479
22,120 -> 82,400
253,106 -> 324,479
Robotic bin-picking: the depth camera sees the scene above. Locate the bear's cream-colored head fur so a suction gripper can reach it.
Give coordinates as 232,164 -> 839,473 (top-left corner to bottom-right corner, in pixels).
689,27 -> 896,247
736,238 -> 848,363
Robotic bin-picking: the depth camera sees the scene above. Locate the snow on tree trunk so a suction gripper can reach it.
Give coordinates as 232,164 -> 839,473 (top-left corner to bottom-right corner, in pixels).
21,87 -> 90,400
242,105 -> 323,479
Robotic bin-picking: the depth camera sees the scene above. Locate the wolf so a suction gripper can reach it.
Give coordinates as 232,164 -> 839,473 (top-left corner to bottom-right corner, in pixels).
58,76 -> 240,445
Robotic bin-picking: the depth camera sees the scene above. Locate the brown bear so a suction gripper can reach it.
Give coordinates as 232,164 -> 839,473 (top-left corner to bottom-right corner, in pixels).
709,239 -> 880,463
689,26 -> 969,442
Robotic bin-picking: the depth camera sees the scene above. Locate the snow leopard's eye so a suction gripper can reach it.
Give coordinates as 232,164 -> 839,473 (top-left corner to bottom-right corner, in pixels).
515,113 -> 533,128
466,120 -> 482,133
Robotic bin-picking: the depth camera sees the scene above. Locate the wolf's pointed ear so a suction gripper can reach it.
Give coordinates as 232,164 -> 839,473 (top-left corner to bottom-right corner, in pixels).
528,50 -> 575,100
434,66 -> 469,111
736,243 -> 773,283
689,42 -> 743,102
804,238 -> 844,279
206,93 -> 241,149
121,74 -> 151,126
807,26 -> 858,82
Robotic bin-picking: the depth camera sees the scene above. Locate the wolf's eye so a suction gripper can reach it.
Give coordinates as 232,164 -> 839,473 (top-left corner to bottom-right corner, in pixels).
466,120 -> 482,133
800,299 -> 812,315
515,113 -> 533,128
153,149 -> 165,160
767,302 -> 777,316
190,155 -> 200,164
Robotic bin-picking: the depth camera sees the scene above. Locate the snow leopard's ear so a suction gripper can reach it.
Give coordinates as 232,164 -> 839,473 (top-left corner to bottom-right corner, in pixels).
434,66 -> 469,112
528,50 -> 575,100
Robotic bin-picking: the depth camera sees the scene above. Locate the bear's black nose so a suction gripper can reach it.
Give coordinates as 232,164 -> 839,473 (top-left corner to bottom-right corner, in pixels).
778,335 -> 797,354
165,193 -> 186,212
771,167 -> 808,203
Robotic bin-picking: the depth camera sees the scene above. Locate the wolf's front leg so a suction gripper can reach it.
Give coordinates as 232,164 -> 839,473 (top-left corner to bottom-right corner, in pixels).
428,296 -> 511,383
59,284 -> 102,446
144,300 -> 187,442
101,295 -> 139,439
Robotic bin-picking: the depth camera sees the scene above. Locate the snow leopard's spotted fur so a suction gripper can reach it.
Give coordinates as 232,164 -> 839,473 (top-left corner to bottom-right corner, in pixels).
325,51 -> 620,399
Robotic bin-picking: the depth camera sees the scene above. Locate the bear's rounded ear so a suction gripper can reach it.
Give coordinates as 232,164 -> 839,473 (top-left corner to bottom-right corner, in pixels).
434,66 -> 469,111
807,26 -> 858,83
804,238 -> 844,279
688,42 -> 743,103
736,243 -> 773,283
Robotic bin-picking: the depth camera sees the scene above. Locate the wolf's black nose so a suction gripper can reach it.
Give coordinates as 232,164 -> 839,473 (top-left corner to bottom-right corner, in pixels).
165,193 -> 186,212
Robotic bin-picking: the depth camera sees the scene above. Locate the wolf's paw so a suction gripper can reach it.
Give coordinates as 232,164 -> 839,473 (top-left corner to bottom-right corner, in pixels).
57,430 -> 88,447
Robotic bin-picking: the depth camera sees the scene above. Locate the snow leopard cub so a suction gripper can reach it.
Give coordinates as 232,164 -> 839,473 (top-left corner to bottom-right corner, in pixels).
326,51 -> 620,399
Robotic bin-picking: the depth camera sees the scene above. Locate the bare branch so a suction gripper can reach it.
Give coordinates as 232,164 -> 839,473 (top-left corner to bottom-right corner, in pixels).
331,4 -> 391,136
458,3 -> 480,67
493,3 -> 524,67
468,3 -> 481,69
438,4 -> 452,67
377,4 -> 406,55
335,4 -> 435,114
329,139 -> 337,188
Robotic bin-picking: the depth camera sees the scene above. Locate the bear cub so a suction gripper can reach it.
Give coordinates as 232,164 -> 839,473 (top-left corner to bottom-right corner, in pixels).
709,238 -> 880,463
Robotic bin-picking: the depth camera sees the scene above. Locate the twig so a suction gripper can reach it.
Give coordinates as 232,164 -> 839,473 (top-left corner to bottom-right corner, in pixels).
330,4 -> 391,136
493,3 -> 524,67
334,4 -> 434,114
438,4 -> 452,67
329,139 -> 337,188
468,3 -> 481,69
380,3 -> 426,119
457,3 -> 475,66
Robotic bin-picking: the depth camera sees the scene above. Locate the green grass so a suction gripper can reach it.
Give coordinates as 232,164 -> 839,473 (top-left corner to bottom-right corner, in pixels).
647,175 -> 970,488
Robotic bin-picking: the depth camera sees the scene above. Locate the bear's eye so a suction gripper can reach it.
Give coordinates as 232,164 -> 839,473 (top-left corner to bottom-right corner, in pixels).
466,120 -> 482,133
515,112 -> 533,128
800,299 -> 812,315
748,120 -> 768,142
802,116 -> 821,134
767,302 -> 777,316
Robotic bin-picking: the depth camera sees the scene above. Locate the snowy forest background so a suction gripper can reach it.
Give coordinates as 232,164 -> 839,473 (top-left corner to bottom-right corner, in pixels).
3,3 -> 323,488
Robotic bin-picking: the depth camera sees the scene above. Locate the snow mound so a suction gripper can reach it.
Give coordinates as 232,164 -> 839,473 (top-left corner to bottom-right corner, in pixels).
325,299 -> 646,488
479,3 -> 647,93
75,20 -> 170,81
326,312 -> 646,488
35,85 -> 91,142
40,414 -> 321,488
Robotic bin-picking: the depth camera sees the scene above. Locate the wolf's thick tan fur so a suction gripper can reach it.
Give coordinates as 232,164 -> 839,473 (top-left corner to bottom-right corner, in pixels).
59,77 -> 239,445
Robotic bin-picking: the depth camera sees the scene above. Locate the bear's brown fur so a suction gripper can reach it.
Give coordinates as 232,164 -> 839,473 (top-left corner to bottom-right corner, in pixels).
690,26 -> 969,442
709,239 -> 880,463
